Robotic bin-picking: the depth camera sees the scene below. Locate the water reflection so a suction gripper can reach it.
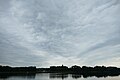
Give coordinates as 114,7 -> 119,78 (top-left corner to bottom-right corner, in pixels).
49,73 -> 84,79
0,73 -> 120,80
50,73 -> 68,79
49,73 -> 120,79
0,73 -> 36,79
72,74 -> 81,79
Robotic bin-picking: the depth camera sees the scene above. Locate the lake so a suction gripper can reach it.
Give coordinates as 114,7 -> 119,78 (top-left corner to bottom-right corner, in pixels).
0,73 -> 120,80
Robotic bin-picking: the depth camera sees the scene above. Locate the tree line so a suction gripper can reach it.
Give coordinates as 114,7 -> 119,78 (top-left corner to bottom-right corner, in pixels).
38,65 -> 120,77
0,65 -> 36,73
0,65 -> 120,75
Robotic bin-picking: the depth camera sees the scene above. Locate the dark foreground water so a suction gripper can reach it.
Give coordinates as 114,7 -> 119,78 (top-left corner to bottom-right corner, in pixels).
0,73 -> 120,80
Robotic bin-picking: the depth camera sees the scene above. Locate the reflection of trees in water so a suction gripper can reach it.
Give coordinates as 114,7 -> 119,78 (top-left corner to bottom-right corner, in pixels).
0,73 -> 36,79
72,74 -> 81,79
0,73 -> 120,79
49,73 -> 120,79
82,73 -> 120,78
49,73 -> 68,80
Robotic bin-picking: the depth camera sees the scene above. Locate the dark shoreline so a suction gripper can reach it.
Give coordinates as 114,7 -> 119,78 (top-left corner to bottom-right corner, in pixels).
0,65 -> 120,78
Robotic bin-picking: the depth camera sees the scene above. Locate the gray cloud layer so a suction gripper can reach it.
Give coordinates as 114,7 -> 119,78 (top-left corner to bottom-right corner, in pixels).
0,0 -> 120,67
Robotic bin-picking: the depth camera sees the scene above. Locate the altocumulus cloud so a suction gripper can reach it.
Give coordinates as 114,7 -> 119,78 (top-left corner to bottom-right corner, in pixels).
0,0 -> 120,67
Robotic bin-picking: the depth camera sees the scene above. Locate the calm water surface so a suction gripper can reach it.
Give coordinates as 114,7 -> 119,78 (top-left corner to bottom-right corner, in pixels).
0,73 -> 120,80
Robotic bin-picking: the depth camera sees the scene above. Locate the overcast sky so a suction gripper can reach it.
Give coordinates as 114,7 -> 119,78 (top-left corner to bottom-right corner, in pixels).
0,0 -> 120,67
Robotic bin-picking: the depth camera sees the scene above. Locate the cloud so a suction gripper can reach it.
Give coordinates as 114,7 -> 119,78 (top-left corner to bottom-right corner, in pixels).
0,0 -> 120,67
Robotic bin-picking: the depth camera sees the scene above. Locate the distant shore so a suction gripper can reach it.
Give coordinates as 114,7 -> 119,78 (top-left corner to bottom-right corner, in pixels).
0,65 -> 120,77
